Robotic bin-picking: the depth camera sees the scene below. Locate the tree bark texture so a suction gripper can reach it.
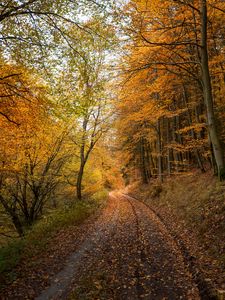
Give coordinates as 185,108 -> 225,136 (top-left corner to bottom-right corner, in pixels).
200,0 -> 225,179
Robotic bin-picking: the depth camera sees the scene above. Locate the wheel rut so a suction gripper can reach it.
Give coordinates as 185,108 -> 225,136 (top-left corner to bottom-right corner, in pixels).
125,195 -> 148,299
35,195 -> 120,300
120,193 -> 201,300
36,192 -> 201,300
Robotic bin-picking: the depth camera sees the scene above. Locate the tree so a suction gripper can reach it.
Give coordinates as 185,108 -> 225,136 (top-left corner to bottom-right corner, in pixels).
56,19 -> 116,200
0,64 -> 70,235
0,0 -> 116,75
116,0 -> 225,182
200,0 -> 225,179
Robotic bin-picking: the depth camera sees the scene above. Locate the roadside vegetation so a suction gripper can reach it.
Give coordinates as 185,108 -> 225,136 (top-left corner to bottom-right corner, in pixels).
0,189 -> 108,288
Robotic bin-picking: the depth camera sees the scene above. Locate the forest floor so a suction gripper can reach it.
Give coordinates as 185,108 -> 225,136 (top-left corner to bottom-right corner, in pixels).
2,192 -> 202,299
128,171 -> 225,300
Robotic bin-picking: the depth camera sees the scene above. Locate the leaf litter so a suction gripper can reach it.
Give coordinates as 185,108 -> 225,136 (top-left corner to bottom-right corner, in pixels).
2,192 -> 200,299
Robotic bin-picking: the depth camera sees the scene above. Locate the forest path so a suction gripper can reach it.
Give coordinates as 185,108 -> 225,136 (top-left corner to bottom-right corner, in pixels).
35,192 -> 200,300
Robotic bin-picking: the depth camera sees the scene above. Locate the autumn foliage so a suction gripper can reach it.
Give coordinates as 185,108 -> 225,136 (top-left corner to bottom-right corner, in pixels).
117,0 -> 225,183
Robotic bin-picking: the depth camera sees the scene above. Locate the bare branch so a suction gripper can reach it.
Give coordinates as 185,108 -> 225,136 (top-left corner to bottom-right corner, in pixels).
0,112 -> 20,125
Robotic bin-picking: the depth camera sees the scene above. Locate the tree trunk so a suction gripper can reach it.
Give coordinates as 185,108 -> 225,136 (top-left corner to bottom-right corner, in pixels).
166,117 -> 172,176
200,0 -> 225,179
140,138 -> 149,184
157,118 -> 163,183
12,214 -> 24,236
0,195 -> 24,236
172,116 -> 179,173
76,117 -> 87,200
76,162 -> 85,200
145,141 -> 152,180
182,85 -> 205,172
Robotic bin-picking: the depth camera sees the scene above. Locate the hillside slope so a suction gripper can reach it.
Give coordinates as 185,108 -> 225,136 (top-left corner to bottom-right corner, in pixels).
128,171 -> 225,298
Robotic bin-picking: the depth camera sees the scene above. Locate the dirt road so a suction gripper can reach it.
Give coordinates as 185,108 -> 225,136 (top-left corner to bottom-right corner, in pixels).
35,192 -> 200,300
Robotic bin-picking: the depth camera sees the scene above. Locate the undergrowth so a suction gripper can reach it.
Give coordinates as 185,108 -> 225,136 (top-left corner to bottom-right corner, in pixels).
0,190 -> 108,287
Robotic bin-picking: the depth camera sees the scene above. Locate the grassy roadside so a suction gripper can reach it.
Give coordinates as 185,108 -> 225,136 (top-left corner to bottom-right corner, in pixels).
0,189 -> 108,289
128,172 -> 225,295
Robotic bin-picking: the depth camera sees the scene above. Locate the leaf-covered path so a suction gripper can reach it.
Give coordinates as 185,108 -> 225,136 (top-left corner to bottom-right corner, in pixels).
35,192 -> 200,300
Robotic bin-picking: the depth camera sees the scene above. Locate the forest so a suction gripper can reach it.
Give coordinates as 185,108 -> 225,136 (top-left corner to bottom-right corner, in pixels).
0,0 -> 224,299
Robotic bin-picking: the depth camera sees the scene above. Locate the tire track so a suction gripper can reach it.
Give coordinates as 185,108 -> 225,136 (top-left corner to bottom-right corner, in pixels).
121,192 -> 201,299
35,195 -> 120,300
124,195 -> 147,299
122,193 -> 215,300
